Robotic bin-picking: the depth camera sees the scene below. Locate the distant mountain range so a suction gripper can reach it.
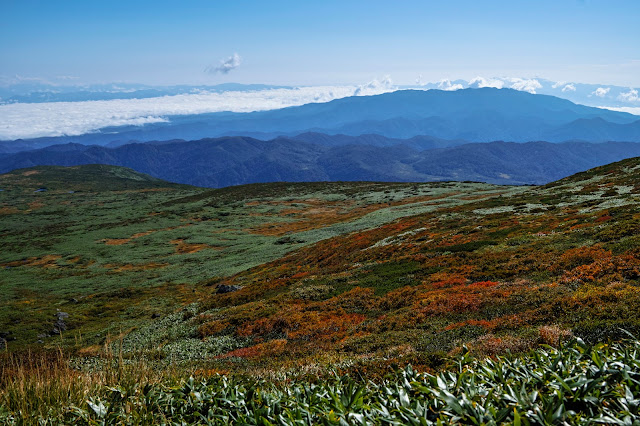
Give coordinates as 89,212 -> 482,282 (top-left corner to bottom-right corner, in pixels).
2,134 -> 640,187
173,88 -> 639,142
2,88 -> 640,188
0,82 -> 292,104
2,88 -> 638,152
2,77 -> 637,109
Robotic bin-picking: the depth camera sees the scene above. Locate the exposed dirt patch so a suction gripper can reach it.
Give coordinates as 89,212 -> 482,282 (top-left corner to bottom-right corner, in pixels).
27,201 -> 45,210
170,239 -> 223,254
1,254 -> 62,268
0,207 -> 20,215
104,262 -> 169,272
104,238 -> 131,245
21,170 -> 40,176
101,230 -> 156,245
132,231 -> 154,238
100,225 -> 194,246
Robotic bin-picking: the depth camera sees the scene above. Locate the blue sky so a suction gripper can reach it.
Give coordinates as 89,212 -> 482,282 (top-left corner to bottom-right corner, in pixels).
1,0 -> 639,86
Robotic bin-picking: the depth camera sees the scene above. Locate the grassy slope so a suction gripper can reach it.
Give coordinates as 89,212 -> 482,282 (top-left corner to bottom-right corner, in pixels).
0,165 -> 514,348
2,158 -> 640,375
149,156 -> 640,373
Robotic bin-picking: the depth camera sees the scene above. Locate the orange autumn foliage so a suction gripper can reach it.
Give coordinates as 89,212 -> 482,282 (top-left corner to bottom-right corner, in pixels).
198,320 -> 229,338
237,306 -> 366,343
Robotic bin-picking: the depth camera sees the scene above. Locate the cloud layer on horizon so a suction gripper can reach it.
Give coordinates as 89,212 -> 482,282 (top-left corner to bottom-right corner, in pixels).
0,82 -> 395,140
2,76 -> 639,141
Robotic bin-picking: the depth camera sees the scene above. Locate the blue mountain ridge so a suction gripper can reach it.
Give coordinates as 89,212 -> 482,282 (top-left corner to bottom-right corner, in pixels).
3,135 -> 640,187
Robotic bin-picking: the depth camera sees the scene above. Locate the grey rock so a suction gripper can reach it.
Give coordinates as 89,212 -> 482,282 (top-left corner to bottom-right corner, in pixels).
274,236 -> 305,245
216,284 -> 244,294
52,311 -> 69,334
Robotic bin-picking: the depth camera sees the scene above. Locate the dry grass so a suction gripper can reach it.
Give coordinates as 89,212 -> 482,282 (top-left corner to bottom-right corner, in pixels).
0,349 -> 100,419
539,325 -> 574,346
103,231 -> 156,245
0,344 -> 181,422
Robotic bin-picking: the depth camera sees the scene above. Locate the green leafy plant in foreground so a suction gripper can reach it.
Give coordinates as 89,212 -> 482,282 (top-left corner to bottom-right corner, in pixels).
4,338 -> 640,424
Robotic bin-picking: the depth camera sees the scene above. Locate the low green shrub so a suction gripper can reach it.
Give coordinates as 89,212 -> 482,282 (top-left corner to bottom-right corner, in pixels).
5,339 -> 640,424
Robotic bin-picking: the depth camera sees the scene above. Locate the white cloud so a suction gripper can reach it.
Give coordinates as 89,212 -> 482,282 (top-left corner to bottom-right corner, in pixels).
561,83 -> 576,92
618,88 -> 639,103
551,81 -> 565,89
0,84 -> 397,140
592,87 -> 610,97
354,76 -> 395,95
12,74 -> 49,83
438,79 -> 464,91
468,76 -> 504,89
206,53 -> 242,74
0,74 -> 52,86
600,106 -> 640,115
508,78 -> 542,94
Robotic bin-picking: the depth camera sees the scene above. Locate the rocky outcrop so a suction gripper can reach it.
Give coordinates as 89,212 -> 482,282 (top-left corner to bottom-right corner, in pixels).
216,284 -> 244,294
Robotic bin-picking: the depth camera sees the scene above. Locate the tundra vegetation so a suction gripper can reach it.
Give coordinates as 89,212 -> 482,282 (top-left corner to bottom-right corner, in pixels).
1,159 -> 640,423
